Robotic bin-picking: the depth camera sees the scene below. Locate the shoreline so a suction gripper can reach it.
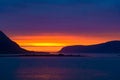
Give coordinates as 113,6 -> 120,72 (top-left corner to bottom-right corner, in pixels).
0,55 -> 86,57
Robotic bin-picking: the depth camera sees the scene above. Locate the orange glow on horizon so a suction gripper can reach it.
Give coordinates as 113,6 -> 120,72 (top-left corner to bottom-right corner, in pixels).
21,46 -> 63,52
11,34 -> 114,52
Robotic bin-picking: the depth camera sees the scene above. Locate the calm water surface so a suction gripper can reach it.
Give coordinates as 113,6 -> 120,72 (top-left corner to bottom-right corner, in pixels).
0,55 -> 120,80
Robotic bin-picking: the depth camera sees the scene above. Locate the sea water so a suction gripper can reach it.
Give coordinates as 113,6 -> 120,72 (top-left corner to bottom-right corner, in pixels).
0,54 -> 120,80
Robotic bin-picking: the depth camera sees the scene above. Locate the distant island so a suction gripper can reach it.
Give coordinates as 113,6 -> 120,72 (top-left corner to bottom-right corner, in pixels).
59,41 -> 120,54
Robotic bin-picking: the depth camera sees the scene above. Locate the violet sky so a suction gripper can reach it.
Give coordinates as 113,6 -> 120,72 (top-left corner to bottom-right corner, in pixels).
0,0 -> 120,39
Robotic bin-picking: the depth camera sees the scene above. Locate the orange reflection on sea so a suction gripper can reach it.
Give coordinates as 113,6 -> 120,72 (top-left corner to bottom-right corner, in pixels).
16,67 -> 107,80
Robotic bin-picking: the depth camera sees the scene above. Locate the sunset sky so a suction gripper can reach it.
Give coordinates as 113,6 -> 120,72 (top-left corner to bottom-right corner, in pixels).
0,0 -> 120,52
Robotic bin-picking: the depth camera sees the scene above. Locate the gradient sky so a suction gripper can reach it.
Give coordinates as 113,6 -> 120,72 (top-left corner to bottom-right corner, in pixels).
0,0 -> 120,52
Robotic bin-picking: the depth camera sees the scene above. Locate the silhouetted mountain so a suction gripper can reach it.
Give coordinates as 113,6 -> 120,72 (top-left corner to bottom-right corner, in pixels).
0,31 -> 50,55
0,31 -> 28,54
59,41 -> 120,54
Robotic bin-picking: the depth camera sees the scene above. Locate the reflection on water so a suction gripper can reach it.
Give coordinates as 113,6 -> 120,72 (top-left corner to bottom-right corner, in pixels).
0,56 -> 120,80
16,67 -> 107,80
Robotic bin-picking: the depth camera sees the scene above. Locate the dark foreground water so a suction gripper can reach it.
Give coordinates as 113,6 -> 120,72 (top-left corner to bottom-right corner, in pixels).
0,55 -> 120,80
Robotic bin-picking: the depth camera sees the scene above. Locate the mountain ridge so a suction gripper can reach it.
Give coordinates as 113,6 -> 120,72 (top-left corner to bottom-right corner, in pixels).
0,31 -> 50,55
0,31 -> 28,54
59,40 -> 120,54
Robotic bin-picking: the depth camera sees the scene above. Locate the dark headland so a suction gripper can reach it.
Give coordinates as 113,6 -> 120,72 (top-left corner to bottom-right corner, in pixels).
0,31 -> 50,56
59,41 -> 120,54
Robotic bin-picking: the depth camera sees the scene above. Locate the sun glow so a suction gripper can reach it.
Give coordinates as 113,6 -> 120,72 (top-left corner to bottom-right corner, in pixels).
11,34 -> 108,52
24,43 -> 66,47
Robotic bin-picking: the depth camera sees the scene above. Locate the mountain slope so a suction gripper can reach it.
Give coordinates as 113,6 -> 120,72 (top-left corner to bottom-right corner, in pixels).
59,41 -> 120,54
0,31 -> 28,54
